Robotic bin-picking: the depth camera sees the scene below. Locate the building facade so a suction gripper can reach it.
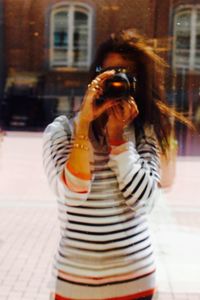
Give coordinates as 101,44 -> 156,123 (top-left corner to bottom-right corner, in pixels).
2,0 -> 157,128
0,0 -> 4,115
167,0 -> 200,155
1,0 -> 199,154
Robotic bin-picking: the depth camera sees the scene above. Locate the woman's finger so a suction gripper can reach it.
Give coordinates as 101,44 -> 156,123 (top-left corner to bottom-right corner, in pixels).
87,70 -> 115,94
94,99 -> 119,118
97,70 -> 115,82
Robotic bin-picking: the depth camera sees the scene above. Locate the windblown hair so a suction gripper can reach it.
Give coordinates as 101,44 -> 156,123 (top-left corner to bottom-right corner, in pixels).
89,29 -> 195,154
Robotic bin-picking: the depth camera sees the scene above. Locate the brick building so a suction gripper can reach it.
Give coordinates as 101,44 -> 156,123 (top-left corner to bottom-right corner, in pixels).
165,0 -> 200,155
1,0 -> 157,127
0,0 -> 4,107
0,0 -> 200,154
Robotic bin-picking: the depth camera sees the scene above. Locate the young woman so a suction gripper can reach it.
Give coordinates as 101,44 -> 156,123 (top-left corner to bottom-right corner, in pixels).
43,29 -> 192,300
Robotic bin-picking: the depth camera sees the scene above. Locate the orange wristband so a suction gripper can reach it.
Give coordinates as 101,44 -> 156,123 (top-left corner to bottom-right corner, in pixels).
109,139 -> 126,146
61,172 -> 88,194
66,162 -> 91,180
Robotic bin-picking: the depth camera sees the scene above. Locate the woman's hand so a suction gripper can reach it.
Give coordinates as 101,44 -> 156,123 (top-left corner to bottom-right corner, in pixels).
78,70 -> 116,126
106,97 -> 139,144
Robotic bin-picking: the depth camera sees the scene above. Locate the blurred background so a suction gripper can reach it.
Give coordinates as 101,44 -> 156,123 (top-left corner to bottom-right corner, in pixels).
0,0 -> 200,154
0,1 -> 200,300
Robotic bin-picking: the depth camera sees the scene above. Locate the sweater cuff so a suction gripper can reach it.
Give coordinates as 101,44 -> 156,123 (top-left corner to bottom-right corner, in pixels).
62,164 -> 91,193
110,141 -> 133,155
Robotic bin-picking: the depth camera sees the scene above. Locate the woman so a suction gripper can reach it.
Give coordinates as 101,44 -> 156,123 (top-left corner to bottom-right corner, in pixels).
43,29 -> 190,300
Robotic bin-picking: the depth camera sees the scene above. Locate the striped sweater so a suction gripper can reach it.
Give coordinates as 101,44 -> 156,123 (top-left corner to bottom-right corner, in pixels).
43,115 -> 160,300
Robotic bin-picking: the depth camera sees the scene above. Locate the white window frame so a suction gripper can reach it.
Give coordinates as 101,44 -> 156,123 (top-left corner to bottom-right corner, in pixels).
50,2 -> 93,69
173,5 -> 200,71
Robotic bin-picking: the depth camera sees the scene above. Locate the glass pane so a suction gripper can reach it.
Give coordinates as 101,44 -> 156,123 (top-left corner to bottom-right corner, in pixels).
197,10 -> 200,24
2,5 -> 200,299
74,31 -> 87,47
174,11 -> 191,69
73,11 -> 88,65
196,34 -> 200,50
54,11 -> 68,47
53,49 -> 68,63
196,13 -> 200,50
194,51 -> 200,68
54,32 -> 67,47
176,35 -> 190,49
74,11 -> 87,26
74,49 -> 87,65
195,12 -> 200,67
176,11 -> 191,31
175,50 -> 190,66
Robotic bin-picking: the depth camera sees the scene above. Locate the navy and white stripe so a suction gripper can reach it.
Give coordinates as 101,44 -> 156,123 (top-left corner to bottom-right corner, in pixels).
43,115 -> 160,300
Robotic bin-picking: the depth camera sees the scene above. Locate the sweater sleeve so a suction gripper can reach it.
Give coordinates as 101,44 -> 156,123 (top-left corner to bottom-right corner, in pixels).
108,125 -> 160,212
42,115 -> 91,206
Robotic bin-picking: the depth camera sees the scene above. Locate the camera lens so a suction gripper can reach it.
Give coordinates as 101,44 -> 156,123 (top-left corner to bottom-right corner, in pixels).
104,73 -> 130,99
95,67 -> 137,105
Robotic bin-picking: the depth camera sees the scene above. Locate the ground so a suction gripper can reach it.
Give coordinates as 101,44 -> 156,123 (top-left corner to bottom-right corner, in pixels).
0,132 -> 200,300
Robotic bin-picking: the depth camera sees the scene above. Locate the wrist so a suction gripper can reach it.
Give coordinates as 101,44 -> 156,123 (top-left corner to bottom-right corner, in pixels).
76,116 -> 90,136
107,130 -> 125,145
108,138 -> 126,146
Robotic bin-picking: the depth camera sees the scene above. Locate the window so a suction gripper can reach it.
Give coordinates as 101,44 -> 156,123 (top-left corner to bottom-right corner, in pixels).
173,6 -> 200,71
50,3 -> 93,69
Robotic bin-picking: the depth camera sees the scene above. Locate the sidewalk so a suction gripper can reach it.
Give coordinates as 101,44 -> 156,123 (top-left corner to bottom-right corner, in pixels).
0,132 -> 200,300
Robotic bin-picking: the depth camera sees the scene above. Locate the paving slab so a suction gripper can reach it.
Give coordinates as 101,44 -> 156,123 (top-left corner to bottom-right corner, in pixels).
0,132 -> 200,300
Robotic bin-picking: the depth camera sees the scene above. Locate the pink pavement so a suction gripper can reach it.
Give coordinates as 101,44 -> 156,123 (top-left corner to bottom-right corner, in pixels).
0,132 -> 200,300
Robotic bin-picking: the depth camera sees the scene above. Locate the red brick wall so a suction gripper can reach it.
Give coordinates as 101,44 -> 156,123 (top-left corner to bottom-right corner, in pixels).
95,0 -> 156,47
5,0 -> 156,74
5,0 -> 200,74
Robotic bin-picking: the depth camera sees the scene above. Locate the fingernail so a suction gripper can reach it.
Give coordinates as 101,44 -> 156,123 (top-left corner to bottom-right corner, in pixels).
107,70 -> 115,74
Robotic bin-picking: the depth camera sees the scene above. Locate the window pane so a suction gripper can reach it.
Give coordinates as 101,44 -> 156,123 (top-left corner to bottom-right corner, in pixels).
196,34 -> 200,50
195,51 -> 200,68
195,11 -> 200,68
53,49 -> 68,64
175,12 -> 191,49
197,10 -> 200,23
176,12 -> 191,29
176,36 -> 190,49
74,11 -> 87,26
74,30 -> 87,47
74,49 -> 87,66
53,11 -> 68,65
196,11 -> 200,49
175,50 -> 190,67
174,11 -> 191,69
73,11 -> 88,65
54,11 -> 68,47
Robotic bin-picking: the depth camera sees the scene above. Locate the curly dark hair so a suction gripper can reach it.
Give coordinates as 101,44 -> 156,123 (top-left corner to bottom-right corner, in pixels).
88,29 -> 195,154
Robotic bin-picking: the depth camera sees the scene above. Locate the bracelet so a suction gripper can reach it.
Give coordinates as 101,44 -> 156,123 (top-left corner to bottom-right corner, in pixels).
73,142 -> 89,151
75,134 -> 89,141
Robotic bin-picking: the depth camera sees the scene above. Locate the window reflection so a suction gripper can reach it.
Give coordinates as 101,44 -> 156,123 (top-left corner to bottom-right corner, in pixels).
51,4 -> 91,68
173,6 -> 200,71
0,0 -> 199,155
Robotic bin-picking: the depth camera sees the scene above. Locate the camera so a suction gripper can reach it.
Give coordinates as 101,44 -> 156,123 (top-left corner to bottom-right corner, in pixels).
96,67 -> 137,103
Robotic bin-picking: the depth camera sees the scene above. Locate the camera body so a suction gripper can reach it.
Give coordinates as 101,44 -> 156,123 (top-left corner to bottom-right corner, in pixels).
96,67 -> 137,103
